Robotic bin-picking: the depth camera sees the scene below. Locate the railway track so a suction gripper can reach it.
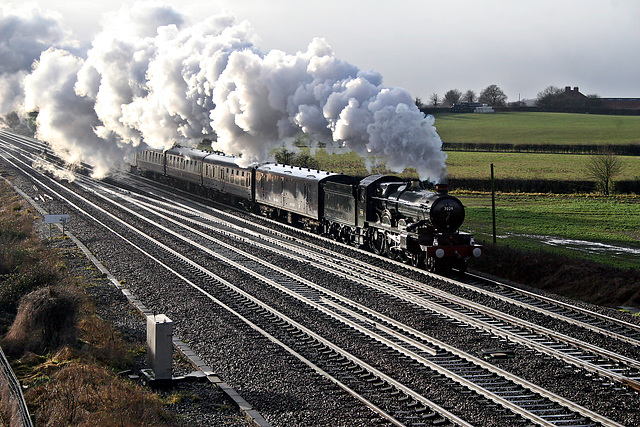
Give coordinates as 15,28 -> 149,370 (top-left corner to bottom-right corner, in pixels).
96,176 -> 640,392
457,272 -> 640,345
1,130 -> 638,426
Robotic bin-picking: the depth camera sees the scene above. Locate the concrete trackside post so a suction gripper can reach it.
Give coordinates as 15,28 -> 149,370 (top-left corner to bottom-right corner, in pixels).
146,314 -> 173,380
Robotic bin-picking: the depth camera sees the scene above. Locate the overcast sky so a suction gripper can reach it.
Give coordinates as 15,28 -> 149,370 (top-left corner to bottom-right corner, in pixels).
12,0 -> 640,102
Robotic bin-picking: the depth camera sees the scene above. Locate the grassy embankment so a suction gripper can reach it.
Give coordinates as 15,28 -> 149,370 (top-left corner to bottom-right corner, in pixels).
0,179 -> 175,426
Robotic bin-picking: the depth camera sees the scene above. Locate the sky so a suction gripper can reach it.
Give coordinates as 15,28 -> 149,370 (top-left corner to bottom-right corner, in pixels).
0,1 -> 638,181
11,0 -> 640,101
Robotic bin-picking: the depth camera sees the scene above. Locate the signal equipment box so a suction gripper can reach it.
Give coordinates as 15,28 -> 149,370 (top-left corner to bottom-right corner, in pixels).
146,314 -> 173,380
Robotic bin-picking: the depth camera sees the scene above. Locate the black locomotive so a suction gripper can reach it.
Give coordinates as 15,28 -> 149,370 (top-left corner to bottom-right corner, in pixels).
134,146 -> 482,272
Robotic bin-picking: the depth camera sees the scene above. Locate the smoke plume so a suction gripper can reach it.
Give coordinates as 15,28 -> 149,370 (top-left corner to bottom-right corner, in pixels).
12,3 -> 447,181
0,5 -> 77,114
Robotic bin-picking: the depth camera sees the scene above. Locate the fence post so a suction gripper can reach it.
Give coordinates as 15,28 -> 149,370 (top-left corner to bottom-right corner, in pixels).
491,163 -> 496,244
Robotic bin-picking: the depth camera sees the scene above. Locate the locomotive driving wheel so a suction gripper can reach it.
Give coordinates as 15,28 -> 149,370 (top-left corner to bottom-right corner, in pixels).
409,252 -> 425,268
425,257 -> 436,272
380,210 -> 394,227
370,229 -> 387,255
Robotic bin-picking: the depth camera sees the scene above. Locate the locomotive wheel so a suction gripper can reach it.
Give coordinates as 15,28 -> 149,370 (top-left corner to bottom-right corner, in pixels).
388,244 -> 402,260
340,227 -> 353,245
370,229 -> 387,255
409,252 -> 425,268
381,210 -> 394,227
425,257 -> 436,272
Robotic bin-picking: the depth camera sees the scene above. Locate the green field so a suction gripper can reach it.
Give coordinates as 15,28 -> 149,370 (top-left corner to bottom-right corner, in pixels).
433,112 -> 640,145
293,147 -> 640,184
282,112 -> 640,268
459,192 -> 640,269
446,151 -> 640,181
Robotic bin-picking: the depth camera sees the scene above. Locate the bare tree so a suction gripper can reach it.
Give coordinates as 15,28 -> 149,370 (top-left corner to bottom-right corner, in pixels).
415,97 -> 424,109
443,89 -> 462,106
462,90 -> 476,103
586,152 -> 623,195
429,93 -> 440,107
479,84 -> 507,106
535,86 -> 564,108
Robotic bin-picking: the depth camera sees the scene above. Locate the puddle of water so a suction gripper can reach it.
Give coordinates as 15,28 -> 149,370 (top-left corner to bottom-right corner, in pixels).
497,233 -> 640,259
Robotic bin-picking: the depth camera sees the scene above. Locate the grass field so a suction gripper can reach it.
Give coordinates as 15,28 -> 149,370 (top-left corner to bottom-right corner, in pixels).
446,151 -> 640,181
459,192 -> 640,269
288,147 -> 640,184
433,112 -> 640,145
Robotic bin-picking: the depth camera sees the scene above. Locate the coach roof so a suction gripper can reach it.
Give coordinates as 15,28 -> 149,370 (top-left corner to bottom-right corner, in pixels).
256,162 -> 349,182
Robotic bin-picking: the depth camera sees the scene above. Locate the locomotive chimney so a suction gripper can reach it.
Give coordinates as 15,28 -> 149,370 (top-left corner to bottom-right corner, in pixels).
436,182 -> 449,194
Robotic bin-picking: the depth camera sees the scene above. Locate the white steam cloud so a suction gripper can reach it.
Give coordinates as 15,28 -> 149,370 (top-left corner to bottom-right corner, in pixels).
0,5 -> 77,114
8,2 -> 447,181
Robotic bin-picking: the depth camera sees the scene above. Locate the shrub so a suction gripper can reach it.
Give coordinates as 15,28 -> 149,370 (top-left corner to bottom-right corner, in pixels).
2,286 -> 81,357
77,314 -> 132,368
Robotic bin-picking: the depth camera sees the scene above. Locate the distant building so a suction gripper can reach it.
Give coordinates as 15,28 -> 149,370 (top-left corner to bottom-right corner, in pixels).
560,86 -> 588,107
561,86 -> 640,110
450,102 -> 493,113
598,97 -> 640,110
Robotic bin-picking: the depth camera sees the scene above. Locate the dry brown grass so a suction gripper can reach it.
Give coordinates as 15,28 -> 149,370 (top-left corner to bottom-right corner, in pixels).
0,182 -> 64,329
0,381 -> 24,427
0,179 -> 174,425
2,286 -> 81,357
25,362 -> 174,426
77,314 -> 132,368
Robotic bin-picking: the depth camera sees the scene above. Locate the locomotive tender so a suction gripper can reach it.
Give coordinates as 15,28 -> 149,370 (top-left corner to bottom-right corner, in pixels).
135,146 -> 482,272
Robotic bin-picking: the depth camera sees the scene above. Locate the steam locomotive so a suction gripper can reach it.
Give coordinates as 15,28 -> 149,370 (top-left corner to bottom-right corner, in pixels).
134,146 -> 482,272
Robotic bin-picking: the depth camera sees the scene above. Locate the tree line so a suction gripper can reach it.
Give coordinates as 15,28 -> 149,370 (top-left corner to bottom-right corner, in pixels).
417,84 -> 604,109
416,84 -> 509,108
